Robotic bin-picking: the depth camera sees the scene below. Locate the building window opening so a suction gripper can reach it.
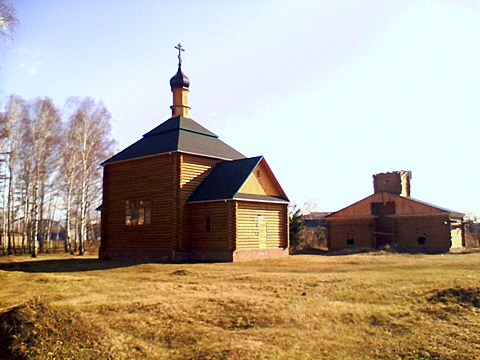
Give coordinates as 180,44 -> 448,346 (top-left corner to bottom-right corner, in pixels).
417,236 -> 426,245
347,238 -> 354,246
126,200 -> 152,226
205,215 -> 212,232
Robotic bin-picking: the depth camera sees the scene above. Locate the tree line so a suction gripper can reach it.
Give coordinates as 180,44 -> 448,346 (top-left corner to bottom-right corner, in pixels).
0,95 -> 115,256
0,0 -> 17,43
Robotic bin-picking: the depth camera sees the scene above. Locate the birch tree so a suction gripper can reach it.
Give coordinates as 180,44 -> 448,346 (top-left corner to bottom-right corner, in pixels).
59,107 -> 80,254
63,97 -> 114,255
0,110 -> 6,254
22,98 -> 60,257
17,113 -> 33,253
0,94 -> 114,257
0,0 -> 17,42
0,95 -> 27,254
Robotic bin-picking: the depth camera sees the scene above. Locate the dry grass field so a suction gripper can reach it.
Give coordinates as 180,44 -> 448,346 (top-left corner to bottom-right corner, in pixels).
0,252 -> 479,359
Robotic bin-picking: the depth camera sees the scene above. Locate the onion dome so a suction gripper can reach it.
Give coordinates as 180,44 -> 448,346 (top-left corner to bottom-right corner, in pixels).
170,65 -> 190,89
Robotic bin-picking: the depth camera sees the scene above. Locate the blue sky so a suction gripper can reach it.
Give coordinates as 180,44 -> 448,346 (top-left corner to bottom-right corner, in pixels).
1,0 -> 480,215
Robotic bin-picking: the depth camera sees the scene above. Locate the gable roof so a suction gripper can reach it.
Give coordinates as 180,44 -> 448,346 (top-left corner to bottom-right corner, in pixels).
325,192 -> 464,220
391,196 -> 464,218
188,156 -> 289,204
103,115 -> 244,165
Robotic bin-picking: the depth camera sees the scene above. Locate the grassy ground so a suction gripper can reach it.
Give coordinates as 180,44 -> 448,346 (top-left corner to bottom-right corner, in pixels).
0,252 -> 479,359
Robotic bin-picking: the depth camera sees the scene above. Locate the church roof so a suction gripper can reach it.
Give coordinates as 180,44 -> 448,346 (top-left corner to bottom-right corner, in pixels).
188,156 -> 289,204
103,115 -> 245,164
324,192 -> 464,220
143,115 -> 216,137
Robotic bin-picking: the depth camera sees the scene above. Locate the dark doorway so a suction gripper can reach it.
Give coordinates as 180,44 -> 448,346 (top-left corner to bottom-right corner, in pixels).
372,202 -> 395,247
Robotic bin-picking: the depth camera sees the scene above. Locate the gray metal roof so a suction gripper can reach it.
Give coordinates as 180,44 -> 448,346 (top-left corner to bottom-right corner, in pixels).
143,115 -> 216,138
103,115 -> 245,164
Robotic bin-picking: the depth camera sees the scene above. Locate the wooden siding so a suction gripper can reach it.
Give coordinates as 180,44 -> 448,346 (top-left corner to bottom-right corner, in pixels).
236,202 -> 288,250
187,201 -> 234,250
239,173 -> 267,195
178,154 -> 222,248
239,161 -> 285,197
101,154 -> 176,251
101,151 -> 291,260
180,154 -> 220,191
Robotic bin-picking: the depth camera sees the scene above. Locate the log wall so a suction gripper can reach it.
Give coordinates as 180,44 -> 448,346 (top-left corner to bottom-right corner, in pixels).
236,202 -> 288,250
100,152 -> 290,261
179,154 -> 222,248
101,154 -> 177,254
187,201 -> 234,250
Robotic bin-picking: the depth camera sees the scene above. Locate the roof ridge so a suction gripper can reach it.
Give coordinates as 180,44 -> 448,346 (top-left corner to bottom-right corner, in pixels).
102,116 -> 244,165
325,191 -> 463,218
143,116 -> 218,138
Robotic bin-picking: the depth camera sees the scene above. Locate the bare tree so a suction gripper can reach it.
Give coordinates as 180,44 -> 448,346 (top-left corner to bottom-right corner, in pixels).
0,0 -> 18,42
21,98 -> 60,257
17,114 -> 33,254
0,95 -> 27,254
58,107 -> 80,254
0,95 -> 114,258
62,97 -> 115,255
0,110 -> 7,253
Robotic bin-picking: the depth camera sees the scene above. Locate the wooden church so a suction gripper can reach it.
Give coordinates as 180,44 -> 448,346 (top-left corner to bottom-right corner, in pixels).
324,171 -> 464,253
99,46 -> 289,262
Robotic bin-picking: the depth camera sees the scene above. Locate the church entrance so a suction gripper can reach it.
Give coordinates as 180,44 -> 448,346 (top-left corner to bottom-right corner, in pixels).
257,216 -> 267,249
372,202 -> 395,248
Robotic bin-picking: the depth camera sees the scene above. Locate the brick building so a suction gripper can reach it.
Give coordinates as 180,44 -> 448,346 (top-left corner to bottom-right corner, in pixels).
324,171 -> 464,253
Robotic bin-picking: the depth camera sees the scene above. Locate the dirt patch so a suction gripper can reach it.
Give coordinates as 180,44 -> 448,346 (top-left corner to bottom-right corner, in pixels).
0,302 -> 36,360
0,298 -> 106,359
170,269 -> 193,276
428,287 -> 480,308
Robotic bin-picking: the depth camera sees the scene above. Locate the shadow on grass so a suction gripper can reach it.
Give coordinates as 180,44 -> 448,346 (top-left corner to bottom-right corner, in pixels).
291,248 -> 330,256
291,247 -> 466,256
291,248 -> 377,256
0,258 -> 144,273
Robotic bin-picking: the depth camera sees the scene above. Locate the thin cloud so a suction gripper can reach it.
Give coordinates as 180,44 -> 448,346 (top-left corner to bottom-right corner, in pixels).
17,46 -> 30,54
20,61 -> 41,76
17,46 -> 42,76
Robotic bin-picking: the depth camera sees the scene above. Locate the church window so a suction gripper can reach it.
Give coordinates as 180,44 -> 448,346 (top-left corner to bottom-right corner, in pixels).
347,238 -> 354,246
417,236 -> 426,245
205,214 -> 212,232
126,200 -> 152,226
